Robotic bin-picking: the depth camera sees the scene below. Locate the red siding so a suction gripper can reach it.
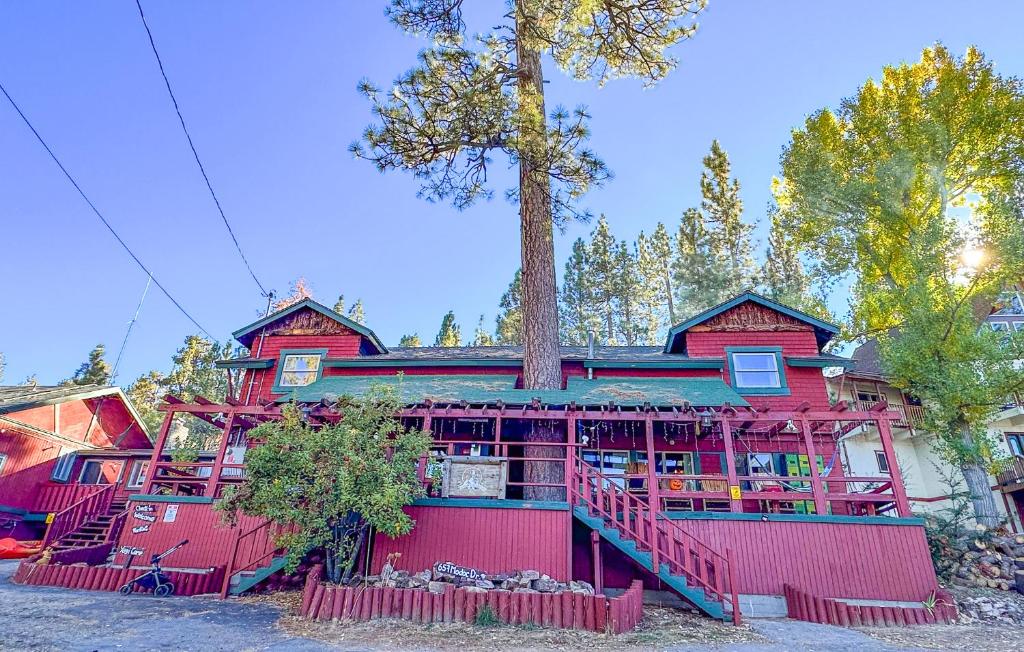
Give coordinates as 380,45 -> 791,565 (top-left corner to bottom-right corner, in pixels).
112,500 -> 263,569
582,517 -> 937,601
372,505 -> 571,580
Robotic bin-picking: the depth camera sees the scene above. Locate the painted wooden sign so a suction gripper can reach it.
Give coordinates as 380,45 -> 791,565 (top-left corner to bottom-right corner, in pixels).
119,546 -> 144,557
441,456 -> 508,499
131,524 -> 150,534
433,561 -> 487,581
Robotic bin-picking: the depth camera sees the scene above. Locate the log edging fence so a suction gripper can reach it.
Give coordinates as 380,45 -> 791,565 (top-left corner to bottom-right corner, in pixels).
300,565 -> 644,633
12,560 -> 225,596
783,584 -> 957,626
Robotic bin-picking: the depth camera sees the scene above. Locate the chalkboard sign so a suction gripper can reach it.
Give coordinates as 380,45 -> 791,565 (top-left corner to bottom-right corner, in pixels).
442,456 -> 508,499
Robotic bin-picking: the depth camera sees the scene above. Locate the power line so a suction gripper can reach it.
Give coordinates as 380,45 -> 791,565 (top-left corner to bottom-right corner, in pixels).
133,0 -> 271,298
0,80 -> 216,340
110,274 -> 152,384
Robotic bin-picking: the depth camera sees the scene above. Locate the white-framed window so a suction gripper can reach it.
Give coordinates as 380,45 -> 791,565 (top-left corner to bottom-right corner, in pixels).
51,448 -> 76,482
748,453 -> 775,475
990,321 -> 1010,332
1013,321 -> 1024,332
126,460 -> 149,485
875,450 -> 890,474
78,460 -> 106,485
0,453 -> 7,476
278,354 -> 322,387
731,352 -> 782,388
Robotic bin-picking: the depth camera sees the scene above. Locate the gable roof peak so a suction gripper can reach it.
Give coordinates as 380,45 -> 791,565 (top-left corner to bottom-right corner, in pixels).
231,298 -> 387,353
663,291 -> 839,353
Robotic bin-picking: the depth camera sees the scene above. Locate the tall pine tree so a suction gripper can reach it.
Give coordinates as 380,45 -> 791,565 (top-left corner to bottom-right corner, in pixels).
472,315 -> 496,346
434,312 -> 462,347
495,270 -> 524,345
700,140 -> 755,298
760,205 -> 829,318
559,238 -> 599,345
398,334 -> 422,347
637,223 -> 676,325
64,345 -> 112,386
587,216 -> 621,344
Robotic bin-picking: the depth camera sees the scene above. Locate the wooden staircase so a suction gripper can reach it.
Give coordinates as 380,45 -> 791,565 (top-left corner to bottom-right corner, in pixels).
571,459 -> 741,624
221,519 -> 291,597
51,498 -> 129,551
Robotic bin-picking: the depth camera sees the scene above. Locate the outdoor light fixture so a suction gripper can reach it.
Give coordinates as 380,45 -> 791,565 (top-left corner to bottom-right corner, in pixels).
781,419 -> 799,434
698,408 -> 714,429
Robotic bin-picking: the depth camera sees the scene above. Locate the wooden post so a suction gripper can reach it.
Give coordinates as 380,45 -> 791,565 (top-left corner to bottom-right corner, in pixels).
418,412 -> 433,487
721,417 -> 742,512
205,411 -> 237,498
876,416 -> 911,517
590,530 -> 603,594
643,414 -> 659,574
141,411 -> 174,495
799,417 -> 827,514
566,413 -> 576,582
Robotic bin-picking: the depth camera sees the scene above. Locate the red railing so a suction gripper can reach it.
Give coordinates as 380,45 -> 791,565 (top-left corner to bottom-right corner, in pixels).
33,483 -> 110,514
220,519 -> 289,597
42,484 -> 116,548
997,456 -> 1024,488
571,459 -> 740,624
105,508 -> 130,544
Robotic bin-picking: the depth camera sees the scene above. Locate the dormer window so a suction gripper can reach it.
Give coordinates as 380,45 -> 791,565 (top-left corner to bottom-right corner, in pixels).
727,347 -> 789,395
275,350 -> 326,389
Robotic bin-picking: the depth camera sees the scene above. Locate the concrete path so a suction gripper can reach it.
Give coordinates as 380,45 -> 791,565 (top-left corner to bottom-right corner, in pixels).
0,560 -> 933,651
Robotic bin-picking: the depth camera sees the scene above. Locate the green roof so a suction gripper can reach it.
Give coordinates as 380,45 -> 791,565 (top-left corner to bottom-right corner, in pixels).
276,374 -> 749,408
232,299 -> 387,353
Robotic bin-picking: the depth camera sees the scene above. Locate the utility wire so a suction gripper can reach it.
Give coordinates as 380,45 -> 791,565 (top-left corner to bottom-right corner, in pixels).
0,81 -> 215,340
134,0 -> 271,298
110,274 -> 152,384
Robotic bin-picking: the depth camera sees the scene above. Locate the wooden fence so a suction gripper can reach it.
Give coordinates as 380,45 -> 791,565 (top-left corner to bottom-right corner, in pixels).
12,560 -> 225,597
783,584 -> 957,626
300,565 -> 644,634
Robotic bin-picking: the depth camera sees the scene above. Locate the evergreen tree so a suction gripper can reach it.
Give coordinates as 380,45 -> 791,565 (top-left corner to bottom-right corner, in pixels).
434,311 -> 462,347
673,208 -> 727,316
333,295 -> 346,314
163,336 -> 231,402
613,242 -> 648,345
354,0 -> 706,391
347,299 -> 366,325
398,334 -> 422,347
700,140 -> 755,297
559,238 -> 600,345
64,344 -> 112,386
495,270 -> 524,345
637,223 -> 676,325
125,370 -> 166,433
587,216 -> 621,343
760,206 -> 829,318
472,315 -> 496,346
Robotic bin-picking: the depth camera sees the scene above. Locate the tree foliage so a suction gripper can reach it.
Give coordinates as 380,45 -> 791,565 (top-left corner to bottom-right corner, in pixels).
398,333 -> 423,347
495,269 -> 524,345
472,315 -> 496,346
218,386 -> 432,582
775,44 -> 1024,525
354,0 -> 707,389
64,344 -> 112,386
434,310 -> 462,347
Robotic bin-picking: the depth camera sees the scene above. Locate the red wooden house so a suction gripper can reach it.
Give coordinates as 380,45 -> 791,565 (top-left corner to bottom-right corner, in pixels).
28,293 -> 940,621
0,385 -> 152,542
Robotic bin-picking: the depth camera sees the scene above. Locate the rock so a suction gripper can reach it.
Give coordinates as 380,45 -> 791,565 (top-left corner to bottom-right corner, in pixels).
428,581 -> 447,594
380,563 -> 394,578
569,580 -> 595,595
514,588 -> 539,594
474,579 -> 495,590
520,570 -> 540,581
464,586 -> 487,593
532,577 -> 559,593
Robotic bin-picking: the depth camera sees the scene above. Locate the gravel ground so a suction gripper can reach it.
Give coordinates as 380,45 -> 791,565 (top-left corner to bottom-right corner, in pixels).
1,559 -> 1017,651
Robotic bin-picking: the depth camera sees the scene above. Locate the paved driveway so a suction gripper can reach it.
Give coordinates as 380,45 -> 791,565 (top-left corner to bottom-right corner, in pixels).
0,560 -> 935,651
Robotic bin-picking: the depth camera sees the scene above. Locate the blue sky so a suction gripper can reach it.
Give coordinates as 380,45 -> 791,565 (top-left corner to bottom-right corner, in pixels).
2,1 -> 1023,385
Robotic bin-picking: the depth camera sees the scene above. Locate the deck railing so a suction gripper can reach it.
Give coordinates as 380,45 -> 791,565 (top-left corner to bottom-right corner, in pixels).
33,483 -> 110,514
419,439 -> 577,500
42,484 -> 116,548
852,401 -> 924,430
997,456 -> 1024,488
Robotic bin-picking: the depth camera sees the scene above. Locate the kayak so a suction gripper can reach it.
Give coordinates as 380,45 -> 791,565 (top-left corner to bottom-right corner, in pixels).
0,537 -> 42,559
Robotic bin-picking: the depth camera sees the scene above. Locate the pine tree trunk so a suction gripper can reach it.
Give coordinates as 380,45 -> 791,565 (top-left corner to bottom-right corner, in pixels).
516,3 -> 564,501
959,423 -> 1001,528
515,4 -> 561,392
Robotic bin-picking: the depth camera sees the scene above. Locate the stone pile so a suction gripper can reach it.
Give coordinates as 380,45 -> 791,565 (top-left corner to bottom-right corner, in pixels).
346,564 -> 596,596
939,527 -> 1024,593
949,586 -> 1024,624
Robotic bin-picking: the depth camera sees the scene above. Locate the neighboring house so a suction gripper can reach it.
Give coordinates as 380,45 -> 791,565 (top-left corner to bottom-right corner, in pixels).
0,384 -> 152,540
829,286 -> 1024,531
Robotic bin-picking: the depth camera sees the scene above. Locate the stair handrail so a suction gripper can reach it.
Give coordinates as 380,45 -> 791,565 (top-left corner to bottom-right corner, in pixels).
42,484 -> 116,548
104,507 -> 131,544
573,457 -> 739,621
220,518 -> 289,597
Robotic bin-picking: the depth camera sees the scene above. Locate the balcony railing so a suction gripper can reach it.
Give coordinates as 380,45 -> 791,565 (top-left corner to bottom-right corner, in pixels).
997,456 -> 1024,488
852,400 -> 925,430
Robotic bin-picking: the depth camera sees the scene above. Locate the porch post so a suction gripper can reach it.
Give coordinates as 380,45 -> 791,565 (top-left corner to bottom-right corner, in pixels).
644,414 -> 660,574
417,412 -> 433,486
590,530 -> 604,594
799,417 -> 828,514
141,410 -> 174,494
876,415 -> 911,517
205,411 -> 237,498
721,417 -> 742,512
566,413 -> 576,583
